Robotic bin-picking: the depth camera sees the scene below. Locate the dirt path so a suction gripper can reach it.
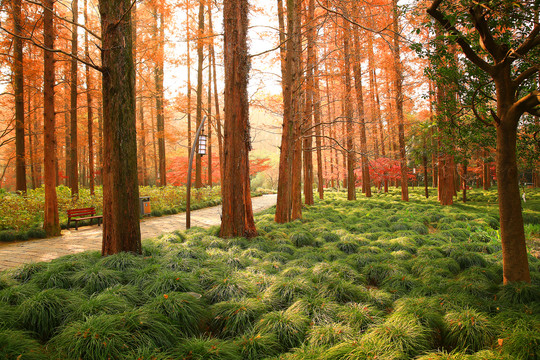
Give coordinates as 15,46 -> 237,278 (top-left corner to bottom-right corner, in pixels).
0,194 -> 277,272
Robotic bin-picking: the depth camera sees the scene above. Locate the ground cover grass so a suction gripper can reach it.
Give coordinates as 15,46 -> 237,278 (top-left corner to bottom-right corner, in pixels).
0,185 -> 270,241
0,187 -> 539,359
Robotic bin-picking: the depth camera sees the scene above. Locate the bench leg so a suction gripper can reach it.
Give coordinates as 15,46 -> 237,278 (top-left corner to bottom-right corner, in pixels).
75,221 -> 78,231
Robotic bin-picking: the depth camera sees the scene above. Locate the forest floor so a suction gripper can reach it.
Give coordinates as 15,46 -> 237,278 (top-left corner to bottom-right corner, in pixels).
0,194 -> 277,271
0,188 -> 538,360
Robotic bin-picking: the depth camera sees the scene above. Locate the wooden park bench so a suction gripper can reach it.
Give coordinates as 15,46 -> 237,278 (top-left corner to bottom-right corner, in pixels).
67,207 -> 103,230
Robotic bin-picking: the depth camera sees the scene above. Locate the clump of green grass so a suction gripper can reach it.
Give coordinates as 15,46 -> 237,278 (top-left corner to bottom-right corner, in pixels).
67,292 -> 131,322
210,298 -> 267,338
123,307 -> 179,349
142,270 -> 201,297
364,263 -> 402,287
316,277 -> 367,304
145,292 -> 207,337
18,288 -> 79,341
236,331 -> 280,360
99,284 -> 148,307
338,302 -> 382,331
499,318 -> 540,360
263,277 -> 312,309
50,313 -> 137,360
31,261 -> 82,289
289,297 -> 342,325
444,308 -> 495,353
254,308 -> 310,351
0,283 -> 39,305
307,322 -> 356,347
497,281 -> 540,305
290,231 -> 315,247
11,262 -> 47,283
324,338 -> 402,360
172,337 -> 241,360
98,251 -> 144,271
70,265 -> 123,295
0,329 -> 48,360
363,314 -> 431,357
204,273 -> 254,304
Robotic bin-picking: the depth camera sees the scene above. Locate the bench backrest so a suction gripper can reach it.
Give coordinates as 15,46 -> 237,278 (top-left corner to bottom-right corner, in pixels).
67,207 -> 96,217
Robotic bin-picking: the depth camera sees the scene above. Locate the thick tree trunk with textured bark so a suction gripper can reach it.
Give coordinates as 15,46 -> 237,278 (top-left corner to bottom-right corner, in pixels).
275,0 -> 293,223
303,0 -> 315,206
220,0 -> 257,239
100,0 -> 141,255
153,7 -> 166,187
13,0 -> 26,193
43,0 -> 60,236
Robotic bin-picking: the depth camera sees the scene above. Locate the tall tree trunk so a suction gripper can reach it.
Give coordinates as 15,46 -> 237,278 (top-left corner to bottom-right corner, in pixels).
310,0 -> 323,200
367,29 -> 380,158
290,0 -> 303,220
207,2 -> 213,187
186,0 -> 192,158
151,105 -> 158,184
352,8 -> 371,198
43,0 -> 60,236
153,6 -> 166,187
392,0 -> 408,201
195,0 -> 204,188
28,94 -> 36,189
85,0 -> 95,195
303,0 -> 315,206
275,0 -> 294,223
13,0 -> 26,193
462,160 -> 468,203
70,0 -> 79,198
483,149 -> 491,190
209,21 -> 224,183
342,15 -> 356,200
220,0 -> 257,238
100,0 -> 141,255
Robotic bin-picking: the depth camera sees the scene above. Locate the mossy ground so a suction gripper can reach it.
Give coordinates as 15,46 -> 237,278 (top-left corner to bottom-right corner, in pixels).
0,187 -> 539,359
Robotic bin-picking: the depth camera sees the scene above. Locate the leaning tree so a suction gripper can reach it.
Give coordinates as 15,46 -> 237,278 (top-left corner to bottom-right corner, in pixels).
428,0 -> 539,283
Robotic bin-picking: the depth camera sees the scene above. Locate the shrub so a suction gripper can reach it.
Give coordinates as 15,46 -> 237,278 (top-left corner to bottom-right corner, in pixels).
0,329 -> 48,360
444,308 -> 495,353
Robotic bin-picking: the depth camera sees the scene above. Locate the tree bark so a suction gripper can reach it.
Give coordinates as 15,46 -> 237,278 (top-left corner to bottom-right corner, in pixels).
43,0 -> 60,236
70,0 -> 79,198
153,5 -> 166,187
303,0 -> 315,206
195,0 -> 204,188
392,0 -> 408,201
100,0 -> 141,255
13,0 -> 26,194
220,0 -> 257,239
85,0 -> 94,195
275,0 -> 293,223
342,16 -> 356,200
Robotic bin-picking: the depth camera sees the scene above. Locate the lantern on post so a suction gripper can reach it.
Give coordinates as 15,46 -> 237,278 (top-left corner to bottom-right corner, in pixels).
198,130 -> 207,156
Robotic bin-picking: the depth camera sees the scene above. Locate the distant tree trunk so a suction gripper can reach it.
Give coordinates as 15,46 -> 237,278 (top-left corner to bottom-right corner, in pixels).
310,0 -> 323,200
392,0 -> 408,201
367,29 -> 380,158
207,1 -> 213,186
290,0 -> 303,220
209,20 -> 224,182
139,101 -> 147,186
85,0 -> 94,195
100,0 -> 141,255
462,160 -> 468,203
151,105 -> 158,184
195,0 -> 204,188
13,0 -> 26,194
303,0 -> 315,206
70,0 -> 79,198
275,0 -> 293,223
186,0 -> 192,158
352,8 -> 371,198
43,0 -> 60,236
342,16 -> 356,200
133,1 -> 147,187
97,99 -> 103,185
153,6 -> 166,187
220,0 -> 257,238
483,150 -> 491,190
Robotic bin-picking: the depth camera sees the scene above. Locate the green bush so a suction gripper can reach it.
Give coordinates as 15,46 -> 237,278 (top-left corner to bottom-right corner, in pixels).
172,337 -> 241,360
0,329 -> 48,360
254,308 -> 309,351
290,231 -> 315,247
210,298 -> 266,338
444,308 -> 495,353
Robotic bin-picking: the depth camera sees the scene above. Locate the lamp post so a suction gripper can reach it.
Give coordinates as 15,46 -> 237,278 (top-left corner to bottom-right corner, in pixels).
186,116 -> 207,229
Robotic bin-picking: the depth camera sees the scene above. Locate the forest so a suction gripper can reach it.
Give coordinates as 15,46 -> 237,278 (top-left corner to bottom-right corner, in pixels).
0,0 -> 539,359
